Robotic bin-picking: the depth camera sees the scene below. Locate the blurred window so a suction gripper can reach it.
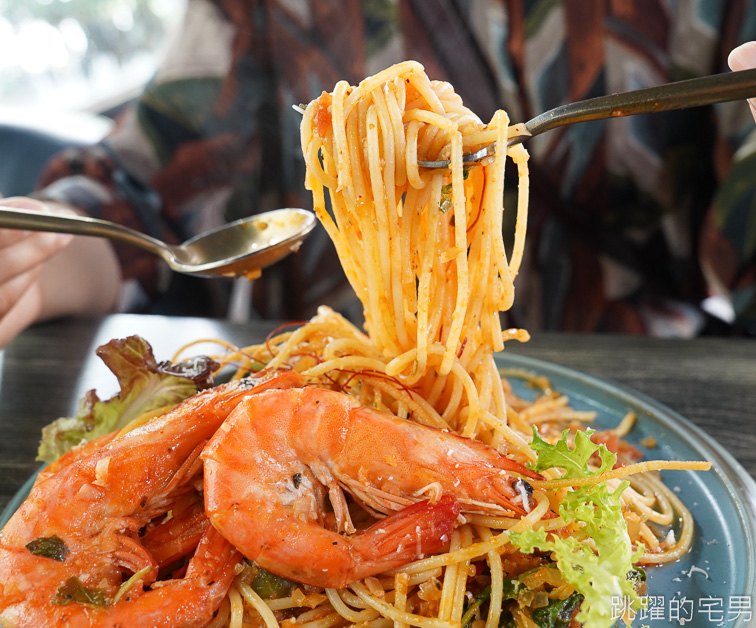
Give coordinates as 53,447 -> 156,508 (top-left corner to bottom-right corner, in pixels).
0,0 -> 185,113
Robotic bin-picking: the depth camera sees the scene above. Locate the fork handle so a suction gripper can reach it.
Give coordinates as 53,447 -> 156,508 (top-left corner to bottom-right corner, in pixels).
518,68 -> 756,143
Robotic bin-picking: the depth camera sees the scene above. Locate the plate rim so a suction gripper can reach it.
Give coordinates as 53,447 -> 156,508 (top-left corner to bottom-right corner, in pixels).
497,351 -> 756,605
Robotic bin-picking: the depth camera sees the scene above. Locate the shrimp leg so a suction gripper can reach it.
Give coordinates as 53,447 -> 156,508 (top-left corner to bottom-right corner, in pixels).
141,497 -> 209,569
97,526 -> 240,628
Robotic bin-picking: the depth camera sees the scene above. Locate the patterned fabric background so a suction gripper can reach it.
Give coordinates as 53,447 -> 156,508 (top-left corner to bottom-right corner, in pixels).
37,0 -> 756,336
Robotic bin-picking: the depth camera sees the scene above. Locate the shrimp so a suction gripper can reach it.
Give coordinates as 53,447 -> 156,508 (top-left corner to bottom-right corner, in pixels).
34,433 -> 118,487
202,386 -> 541,589
0,525 -> 238,628
140,495 -> 208,570
0,369 -> 304,628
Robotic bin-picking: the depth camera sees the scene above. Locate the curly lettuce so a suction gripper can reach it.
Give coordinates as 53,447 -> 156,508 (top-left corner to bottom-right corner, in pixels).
509,428 -> 644,628
38,336 -> 218,462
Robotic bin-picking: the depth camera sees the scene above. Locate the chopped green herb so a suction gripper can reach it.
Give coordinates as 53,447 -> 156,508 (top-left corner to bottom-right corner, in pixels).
461,586 -> 490,627
501,577 -> 527,600
628,566 -> 646,584
531,591 -> 582,628
498,611 -> 518,628
113,565 -> 153,604
53,577 -> 109,608
250,567 -> 293,599
439,173 -> 469,212
25,535 -> 69,561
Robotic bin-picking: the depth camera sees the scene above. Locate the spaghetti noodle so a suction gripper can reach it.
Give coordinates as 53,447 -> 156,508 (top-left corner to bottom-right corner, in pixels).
183,306 -> 704,628
172,61 -> 706,628
7,61 -> 709,628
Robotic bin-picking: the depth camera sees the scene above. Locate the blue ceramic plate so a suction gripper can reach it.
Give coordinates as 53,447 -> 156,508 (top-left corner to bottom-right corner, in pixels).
500,353 -> 756,627
2,353 -> 755,627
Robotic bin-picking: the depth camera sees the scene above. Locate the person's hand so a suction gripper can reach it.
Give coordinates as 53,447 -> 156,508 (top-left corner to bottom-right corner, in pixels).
0,197 -> 74,348
729,41 -> 756,122
0,196 -> 122,349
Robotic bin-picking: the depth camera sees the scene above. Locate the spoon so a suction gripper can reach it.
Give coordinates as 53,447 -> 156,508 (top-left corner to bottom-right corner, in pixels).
0,206 -> 317,279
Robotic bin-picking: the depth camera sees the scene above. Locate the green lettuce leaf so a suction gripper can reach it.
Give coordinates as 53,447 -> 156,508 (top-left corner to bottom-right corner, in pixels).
529,427 -> 614,478
511,428 -> 644,628
37,336 -> 218,462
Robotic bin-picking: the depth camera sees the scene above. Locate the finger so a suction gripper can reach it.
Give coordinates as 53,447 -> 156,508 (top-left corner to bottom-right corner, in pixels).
0,275 -> 43,349
0,197 -> 51,247
0,266 -> 42,320
729,42 -> 756,121
729,41 -> 756,71
0,228 -> 35,249
0,231 -> 74,284
0,196 -> 49,211
0,197 -> 78,248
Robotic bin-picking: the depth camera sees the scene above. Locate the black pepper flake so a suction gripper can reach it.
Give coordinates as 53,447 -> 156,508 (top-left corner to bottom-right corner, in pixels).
292,473 -> 303,488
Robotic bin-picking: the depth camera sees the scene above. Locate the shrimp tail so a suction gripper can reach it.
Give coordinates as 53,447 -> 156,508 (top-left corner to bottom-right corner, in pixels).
352,494 -> 460,563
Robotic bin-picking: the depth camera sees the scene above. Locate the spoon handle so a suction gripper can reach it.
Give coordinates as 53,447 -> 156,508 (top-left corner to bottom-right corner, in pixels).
516,67 -> 756,144
0,207 -> 171,261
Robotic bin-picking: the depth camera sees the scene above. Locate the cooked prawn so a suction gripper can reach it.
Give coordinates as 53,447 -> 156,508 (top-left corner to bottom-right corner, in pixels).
202,386 -> 541,589
34,432 -> 118,487
0,370 -> 303,628
140,495 -> 208,570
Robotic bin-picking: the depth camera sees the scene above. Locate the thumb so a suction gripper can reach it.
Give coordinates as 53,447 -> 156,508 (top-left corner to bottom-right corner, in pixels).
729,41 -> 756,71
728,42 -> 756,123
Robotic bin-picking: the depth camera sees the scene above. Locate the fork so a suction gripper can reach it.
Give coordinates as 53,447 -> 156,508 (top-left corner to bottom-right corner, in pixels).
295,68 -> 756,169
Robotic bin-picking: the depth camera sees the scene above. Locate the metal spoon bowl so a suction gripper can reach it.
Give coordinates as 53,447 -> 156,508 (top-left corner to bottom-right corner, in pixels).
0,206 -> 317,278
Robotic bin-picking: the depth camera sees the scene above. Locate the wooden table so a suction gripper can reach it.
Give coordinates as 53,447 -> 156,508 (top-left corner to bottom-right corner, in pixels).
1,313 -> 755,514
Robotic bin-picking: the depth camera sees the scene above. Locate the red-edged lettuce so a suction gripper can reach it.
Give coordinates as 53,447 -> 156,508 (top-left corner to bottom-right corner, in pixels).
38,336 -> 218,462
509,428 -> 644,628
